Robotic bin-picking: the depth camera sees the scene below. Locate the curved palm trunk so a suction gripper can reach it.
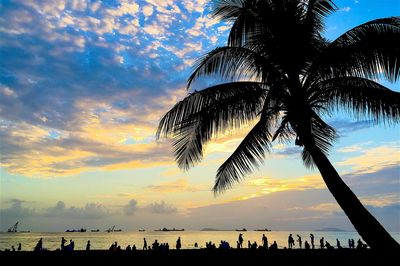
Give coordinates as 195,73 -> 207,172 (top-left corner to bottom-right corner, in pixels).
305,144 -> 399,249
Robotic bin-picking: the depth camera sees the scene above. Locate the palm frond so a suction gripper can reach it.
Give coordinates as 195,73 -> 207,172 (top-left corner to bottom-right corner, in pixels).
213,111 -> 274,194
317,77 -> 400,124
187,46 -> 265,89
158,82 -> 267,170
311,17 -> 400,83
303,0 -> 337,33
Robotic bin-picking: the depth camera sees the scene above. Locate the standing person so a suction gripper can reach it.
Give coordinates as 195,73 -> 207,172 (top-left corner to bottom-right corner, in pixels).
61,237 -> 67,250
238,233 -> 244,248
310,234 -> 315,249
143,238 -> 147,250
336,239 -> 341,249
297,235 -> 302,249
86,240 -> 91,251
320,237 -> 325,249
288,234 -> 295,249
17,243 -> 21,251
262,234 -> 268,249
176,237 -> 181,250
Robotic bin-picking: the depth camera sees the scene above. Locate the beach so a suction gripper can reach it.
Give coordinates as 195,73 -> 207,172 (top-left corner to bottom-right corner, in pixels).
1,249 -> 398,266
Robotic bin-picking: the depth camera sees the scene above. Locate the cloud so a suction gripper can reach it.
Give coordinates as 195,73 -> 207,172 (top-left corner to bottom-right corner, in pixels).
45,201 -> 110,219
145,200 -> 178,214
145,179 -> 206,193
339,7 -> 351,12
329,120 -> 373,135
0,199 -> 36,219
123,199 -> 138,216
337,145 -> 400,175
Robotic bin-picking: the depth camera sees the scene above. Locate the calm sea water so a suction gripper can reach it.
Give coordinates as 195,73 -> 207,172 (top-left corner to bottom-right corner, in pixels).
1,231 -> 399,251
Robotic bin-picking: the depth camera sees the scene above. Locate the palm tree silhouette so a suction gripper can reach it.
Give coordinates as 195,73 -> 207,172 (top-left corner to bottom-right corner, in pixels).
157,0 -> 399,249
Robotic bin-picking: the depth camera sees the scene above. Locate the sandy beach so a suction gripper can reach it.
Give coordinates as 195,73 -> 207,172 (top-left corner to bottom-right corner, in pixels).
1,249 -> 398,266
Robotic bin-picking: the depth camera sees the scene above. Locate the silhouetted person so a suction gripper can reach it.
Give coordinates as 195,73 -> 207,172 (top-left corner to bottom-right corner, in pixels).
86,240 -> 91,251
320,237 -> 324,249
17,243 -> 21,251
34,238 -> 43,251
248,240 -> 251,249
356,239 -> 366,249
310,234 -> 315,249
270,241 -> 278,250
61,237 -> 67,251
336,239 -> 341,249
143,238 -> 147,250
152,239 -> 160,250
176,237 -> 181,250
349,239 -> 355,249
297,235 -> 302,249
194,242 -> 198,248
70,240 -> 75,251
132,244 -> 136,250
262,234 -> 268,249
304,241 -> 310,249
126,245 -> 131,251
288,234 -> 295,249
325,241 -> 334,249
238,233 -> 244,248
236,241 -> 240,249
11,246 -> 15,252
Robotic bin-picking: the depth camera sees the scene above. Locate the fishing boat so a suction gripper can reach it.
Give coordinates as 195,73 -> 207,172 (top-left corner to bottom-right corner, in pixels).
154,228 -> 184,232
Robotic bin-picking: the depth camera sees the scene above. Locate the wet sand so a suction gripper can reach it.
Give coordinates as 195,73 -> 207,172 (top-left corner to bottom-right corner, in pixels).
0,249 -> 397,265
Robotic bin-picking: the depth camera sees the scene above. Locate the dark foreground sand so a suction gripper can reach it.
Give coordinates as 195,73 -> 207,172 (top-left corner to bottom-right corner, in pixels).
1,249 -> 398,265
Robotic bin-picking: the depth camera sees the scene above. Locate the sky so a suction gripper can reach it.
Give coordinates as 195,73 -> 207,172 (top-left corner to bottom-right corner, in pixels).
0,0 -> 399,232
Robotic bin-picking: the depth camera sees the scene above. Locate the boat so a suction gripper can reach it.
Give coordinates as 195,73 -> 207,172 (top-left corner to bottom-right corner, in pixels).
7,222 -> 18,233
139,229 -> 145,232
235,228 -> 247,232
91,229 -> 100,232
105,226 -> 122,233
66,228 -> 86,232
7,222 -> 30,233
154,228 -> 184,232
254,228 -> 271,232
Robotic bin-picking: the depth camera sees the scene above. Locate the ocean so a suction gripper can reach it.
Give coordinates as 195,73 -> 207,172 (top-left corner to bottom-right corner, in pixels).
1,231 -> 399,251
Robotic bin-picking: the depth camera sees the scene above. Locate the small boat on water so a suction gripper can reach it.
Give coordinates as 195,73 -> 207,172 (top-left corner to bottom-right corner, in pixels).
139,229 -> 145,232
66,228 -> 86,233
254,228 -> 272,232
154,228 -> 184,232
91,229 -> 100,232
105,226 -> 122,233
235,228 -> 247,232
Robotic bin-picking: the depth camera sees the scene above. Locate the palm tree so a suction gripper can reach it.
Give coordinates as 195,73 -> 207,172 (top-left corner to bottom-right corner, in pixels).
157,0 -> 400,249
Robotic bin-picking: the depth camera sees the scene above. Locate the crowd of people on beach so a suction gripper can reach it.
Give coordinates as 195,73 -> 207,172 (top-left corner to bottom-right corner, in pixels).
3,233 -> 368,252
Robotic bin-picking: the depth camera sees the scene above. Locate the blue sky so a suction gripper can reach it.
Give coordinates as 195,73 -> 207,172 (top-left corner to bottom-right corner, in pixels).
0,0 -> 399,232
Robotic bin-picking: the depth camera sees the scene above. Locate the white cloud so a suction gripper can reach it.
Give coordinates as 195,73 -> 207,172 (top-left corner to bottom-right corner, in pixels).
142,5 -> 154,17
339,7 -> 351,12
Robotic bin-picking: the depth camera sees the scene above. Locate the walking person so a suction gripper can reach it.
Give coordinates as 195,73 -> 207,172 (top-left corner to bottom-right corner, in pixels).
143,238 -> 147,250
86,240 -> 91,251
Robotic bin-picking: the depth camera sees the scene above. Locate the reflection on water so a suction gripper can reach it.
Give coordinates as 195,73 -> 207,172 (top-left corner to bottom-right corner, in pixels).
1,231 -> 399,251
